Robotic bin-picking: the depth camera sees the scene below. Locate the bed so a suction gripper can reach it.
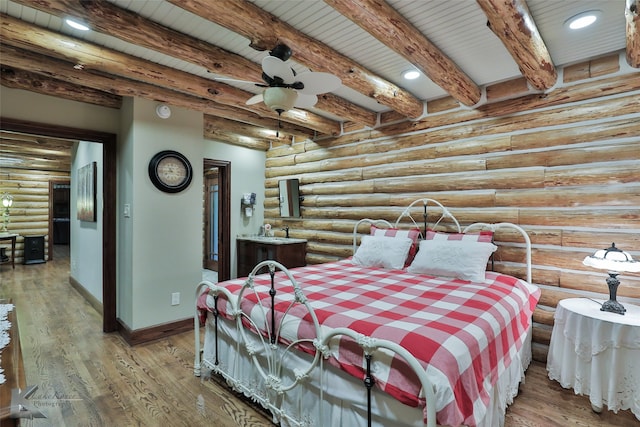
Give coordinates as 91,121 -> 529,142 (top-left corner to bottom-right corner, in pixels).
194,199 -> 541,427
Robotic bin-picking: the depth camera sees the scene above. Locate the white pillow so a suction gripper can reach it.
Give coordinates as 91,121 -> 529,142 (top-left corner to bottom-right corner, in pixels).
352,235 -> 413,270
407,239 -> 498,282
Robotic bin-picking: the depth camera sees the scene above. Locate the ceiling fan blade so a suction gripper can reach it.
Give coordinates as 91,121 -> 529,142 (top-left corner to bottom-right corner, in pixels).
246,93 -> 264,105
262,56 -> 295,84
295,72 -> 342,95
294,93 -> 318,109
214,77 -> 264,86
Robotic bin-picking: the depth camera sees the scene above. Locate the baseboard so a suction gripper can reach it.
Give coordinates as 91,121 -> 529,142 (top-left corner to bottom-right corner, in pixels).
117,317 -> 194,346
69,275 -> 103,316
69,275 -> 193,346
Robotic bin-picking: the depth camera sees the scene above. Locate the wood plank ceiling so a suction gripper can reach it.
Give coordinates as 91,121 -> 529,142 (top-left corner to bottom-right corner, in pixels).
0,0 -> 638,169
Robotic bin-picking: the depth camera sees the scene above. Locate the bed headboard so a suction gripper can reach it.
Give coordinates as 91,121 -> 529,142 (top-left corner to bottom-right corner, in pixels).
394,198 -> 461,233
350,199 -> 532,284
351,198 -> 461,256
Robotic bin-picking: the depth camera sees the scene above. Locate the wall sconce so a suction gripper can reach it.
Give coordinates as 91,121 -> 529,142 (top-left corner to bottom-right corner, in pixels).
583,243 -> 640,315
1,192 -> 14,234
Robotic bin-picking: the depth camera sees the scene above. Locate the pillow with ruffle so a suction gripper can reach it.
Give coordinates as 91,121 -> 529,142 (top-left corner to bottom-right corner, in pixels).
407,239 -> 497,282
371,225 -> 421,267
353,235 -> 413,270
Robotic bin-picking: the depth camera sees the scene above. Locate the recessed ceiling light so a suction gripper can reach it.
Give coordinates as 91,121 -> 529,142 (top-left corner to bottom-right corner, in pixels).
65,18 -> 90,31
403,70 -> 420,80
565,10 -> 601,30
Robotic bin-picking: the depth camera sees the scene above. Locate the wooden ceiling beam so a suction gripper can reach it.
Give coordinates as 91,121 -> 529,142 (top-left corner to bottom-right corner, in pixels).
326,0 -> 481,107
0,47 -> 317,144
204,115 -> 276,150
476,0 -> 557,90
169,0 -> 425,119
0,14 -> 340,136
1,66 -> 122,109
626,0 -> 640,68
1,62 -> 313,142
201,104 -> 316,141
8,0 -> 375,127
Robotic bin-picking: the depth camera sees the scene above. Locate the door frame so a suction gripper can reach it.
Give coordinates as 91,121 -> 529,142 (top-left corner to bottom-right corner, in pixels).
1,117 -> 117,332
204,159 -> 231,282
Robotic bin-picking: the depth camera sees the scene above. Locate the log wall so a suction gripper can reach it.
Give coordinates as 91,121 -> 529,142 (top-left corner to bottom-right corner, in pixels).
264,58 -> 640,362
0,167 -> 70,264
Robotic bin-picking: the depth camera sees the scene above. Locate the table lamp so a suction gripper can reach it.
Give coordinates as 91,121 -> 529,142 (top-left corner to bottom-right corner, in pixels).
583,243 -> 640,315
1,192 -> 13,233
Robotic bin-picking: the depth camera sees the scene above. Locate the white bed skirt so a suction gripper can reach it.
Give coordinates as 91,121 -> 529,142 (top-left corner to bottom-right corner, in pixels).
200,315 -> 532,427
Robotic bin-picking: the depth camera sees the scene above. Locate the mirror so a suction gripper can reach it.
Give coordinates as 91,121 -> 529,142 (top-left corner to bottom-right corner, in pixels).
279,179 -> 301,217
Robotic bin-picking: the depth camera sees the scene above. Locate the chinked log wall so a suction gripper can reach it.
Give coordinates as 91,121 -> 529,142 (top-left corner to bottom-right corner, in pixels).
0,169 -> 69,264
262,54 -> 640,363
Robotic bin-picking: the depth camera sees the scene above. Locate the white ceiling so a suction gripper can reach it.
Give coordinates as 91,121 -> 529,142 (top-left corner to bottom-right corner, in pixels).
0,0 -> 629,116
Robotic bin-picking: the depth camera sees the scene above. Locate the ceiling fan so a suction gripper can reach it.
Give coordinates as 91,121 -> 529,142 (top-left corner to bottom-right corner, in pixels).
216,44 -> 342,116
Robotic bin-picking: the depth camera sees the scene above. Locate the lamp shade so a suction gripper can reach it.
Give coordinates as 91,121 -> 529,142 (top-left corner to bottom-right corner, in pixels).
263,87 -> 298,113
583,243 -> 640,273
1,193 -> 12,208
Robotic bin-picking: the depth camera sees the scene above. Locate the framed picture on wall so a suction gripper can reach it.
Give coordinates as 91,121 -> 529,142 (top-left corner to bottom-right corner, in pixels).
77,162 -> 96,222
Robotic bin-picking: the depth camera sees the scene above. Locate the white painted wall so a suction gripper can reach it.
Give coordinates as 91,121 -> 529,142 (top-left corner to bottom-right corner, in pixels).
121,98 -> 204,329
202,141 -> 266,278
117,98 -> 135,326
70,141 -> 103,302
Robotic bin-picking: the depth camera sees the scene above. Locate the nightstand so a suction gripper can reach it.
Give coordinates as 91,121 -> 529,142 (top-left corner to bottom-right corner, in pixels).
236,236 -> 307,278
547,298 -> 640,421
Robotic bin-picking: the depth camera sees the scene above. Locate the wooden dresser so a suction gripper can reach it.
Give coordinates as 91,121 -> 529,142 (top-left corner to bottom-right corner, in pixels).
237,236 -> 307,278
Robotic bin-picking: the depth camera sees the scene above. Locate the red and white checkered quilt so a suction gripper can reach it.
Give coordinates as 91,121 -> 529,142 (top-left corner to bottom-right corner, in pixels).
198,258 -> 540,427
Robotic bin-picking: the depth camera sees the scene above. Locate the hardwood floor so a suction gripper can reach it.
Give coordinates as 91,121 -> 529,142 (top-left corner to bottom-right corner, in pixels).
0,247 -> 637,427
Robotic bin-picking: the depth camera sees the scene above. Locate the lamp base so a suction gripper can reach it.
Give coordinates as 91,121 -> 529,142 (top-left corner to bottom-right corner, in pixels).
601,299 -> 626,315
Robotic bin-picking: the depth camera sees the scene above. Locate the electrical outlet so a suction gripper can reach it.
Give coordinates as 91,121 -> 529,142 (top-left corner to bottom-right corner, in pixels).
171,292 -> 180,306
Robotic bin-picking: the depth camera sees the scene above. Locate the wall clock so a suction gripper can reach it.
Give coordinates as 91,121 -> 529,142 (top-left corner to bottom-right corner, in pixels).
148,150 -> 193,193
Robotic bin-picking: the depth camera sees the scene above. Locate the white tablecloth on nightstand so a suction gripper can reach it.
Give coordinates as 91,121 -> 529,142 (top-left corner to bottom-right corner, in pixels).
547,298 -> 640,420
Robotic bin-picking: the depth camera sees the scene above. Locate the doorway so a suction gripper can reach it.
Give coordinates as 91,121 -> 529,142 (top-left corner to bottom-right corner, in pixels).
204,169 -> 219,273
203,159 -> 231,282
48,180 -> 71,261
1,118 -> 117,332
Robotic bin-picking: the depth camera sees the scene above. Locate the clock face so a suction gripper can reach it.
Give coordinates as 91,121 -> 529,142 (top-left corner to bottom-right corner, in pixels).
149,151 -> 193,193
157,157 -> 187,186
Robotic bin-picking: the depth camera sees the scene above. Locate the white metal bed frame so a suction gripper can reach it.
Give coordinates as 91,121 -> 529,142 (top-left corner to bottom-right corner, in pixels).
194,198 -> 534,427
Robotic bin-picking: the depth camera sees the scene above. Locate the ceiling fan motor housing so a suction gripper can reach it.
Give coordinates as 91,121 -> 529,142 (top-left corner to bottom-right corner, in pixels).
269,44 -> 292,61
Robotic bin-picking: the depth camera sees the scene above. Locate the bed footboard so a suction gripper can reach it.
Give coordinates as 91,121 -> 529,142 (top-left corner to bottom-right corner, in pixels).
195,260 -> 437,427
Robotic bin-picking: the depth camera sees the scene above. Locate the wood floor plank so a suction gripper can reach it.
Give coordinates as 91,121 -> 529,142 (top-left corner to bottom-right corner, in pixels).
0,246 -> 637,426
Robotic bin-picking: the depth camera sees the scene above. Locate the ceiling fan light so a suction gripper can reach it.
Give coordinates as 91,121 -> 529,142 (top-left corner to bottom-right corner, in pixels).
263,87 -> 298,113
